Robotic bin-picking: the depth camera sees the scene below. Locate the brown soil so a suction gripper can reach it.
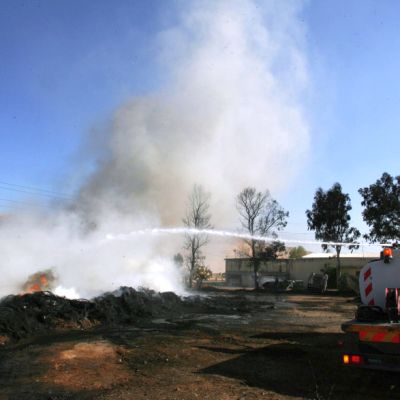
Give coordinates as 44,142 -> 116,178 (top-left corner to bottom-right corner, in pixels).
1,292 -> 400,400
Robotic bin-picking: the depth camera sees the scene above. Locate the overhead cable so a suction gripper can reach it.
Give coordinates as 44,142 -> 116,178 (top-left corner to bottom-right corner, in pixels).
0,180 -> 73,199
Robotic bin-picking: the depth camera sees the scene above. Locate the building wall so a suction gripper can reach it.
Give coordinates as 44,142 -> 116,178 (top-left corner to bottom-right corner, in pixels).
225,256 -> 377,288
226,258 -> 292,287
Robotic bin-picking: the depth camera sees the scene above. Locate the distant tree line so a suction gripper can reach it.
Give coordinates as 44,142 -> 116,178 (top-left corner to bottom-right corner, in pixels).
175,172 -> 400,289
306,172 -> 400,286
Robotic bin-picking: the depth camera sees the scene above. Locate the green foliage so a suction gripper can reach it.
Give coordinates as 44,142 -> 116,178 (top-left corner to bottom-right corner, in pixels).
358,172 -> 400,242
261,240 -> 286,259
306,183 -> 360,285
289,246 -> 308,259
194,265 -> 212,281
306,183 -> 360,252
194,265 -> 212,288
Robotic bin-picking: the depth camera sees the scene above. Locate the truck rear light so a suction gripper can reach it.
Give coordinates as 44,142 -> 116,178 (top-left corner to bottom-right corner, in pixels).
351,355 -> 363,364
343,354 -> 364,365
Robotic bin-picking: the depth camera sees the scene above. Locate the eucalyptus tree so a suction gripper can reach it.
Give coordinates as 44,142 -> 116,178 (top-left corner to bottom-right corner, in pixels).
306,183 -> 360,286
359,172 -> 400,243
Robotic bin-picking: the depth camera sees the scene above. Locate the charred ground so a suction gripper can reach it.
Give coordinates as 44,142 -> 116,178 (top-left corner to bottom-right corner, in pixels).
1,289 -> 400,399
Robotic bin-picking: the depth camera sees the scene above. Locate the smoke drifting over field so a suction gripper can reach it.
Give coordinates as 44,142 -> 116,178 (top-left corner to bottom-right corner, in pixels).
0,0 -> 310,298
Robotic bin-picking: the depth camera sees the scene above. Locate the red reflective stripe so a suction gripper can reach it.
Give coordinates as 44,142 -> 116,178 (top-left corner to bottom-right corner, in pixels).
364,267 -> 372,281
371,332 -> 386,342
359,331 -> 368,340
359,330 -> 400,343
368,298 -> 375,305
365,283 -> 373,297
392,335 -> 400,344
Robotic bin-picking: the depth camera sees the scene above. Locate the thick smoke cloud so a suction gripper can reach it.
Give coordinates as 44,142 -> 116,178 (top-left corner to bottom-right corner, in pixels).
79,0 -> 309,227
0,0 -> 309,298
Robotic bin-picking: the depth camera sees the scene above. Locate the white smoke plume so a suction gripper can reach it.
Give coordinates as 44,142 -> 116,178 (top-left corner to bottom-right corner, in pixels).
0,0 -> 309,298
79,0 -> 309,226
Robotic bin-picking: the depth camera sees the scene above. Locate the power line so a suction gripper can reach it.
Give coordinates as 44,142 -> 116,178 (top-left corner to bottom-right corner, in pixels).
0,180 -> 73,199
0,185 -> 73,201
0,198 -> 49,208
0,180 -> 72,196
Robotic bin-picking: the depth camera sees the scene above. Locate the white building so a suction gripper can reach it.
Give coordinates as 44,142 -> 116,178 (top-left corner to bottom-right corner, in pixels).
225,253 -> 379,288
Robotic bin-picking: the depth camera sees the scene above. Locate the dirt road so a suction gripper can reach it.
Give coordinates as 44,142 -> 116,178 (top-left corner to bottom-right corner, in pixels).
1,291 -> 400,400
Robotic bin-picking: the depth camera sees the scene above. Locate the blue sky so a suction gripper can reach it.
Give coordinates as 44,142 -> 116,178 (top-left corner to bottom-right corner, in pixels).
1,1 -> 167,193
305,1 -> 400,196
1,0 -> 399,250
280,0 -> 400,248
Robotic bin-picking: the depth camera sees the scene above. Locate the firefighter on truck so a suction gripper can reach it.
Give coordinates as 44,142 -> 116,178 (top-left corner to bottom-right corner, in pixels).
341,246 -> 400,370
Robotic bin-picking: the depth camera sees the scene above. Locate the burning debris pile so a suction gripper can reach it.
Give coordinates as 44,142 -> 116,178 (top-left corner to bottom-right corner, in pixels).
0,287 -> 182,343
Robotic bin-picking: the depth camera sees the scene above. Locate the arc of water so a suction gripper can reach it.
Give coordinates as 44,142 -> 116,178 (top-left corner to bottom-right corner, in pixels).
105,227 -> 392,248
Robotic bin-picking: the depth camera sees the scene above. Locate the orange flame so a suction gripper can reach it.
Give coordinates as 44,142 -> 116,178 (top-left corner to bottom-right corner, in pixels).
40,274 -> 48,286
27,283 -> 41,293
22,270 -> 55,294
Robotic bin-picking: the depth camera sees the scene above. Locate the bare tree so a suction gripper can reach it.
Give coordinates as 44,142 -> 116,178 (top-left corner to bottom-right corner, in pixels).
236,187 -> 288,288
183,184 -> 212,288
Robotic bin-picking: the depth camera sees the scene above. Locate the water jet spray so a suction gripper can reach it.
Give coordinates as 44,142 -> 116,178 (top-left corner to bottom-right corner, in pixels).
105,227 -> 392,249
